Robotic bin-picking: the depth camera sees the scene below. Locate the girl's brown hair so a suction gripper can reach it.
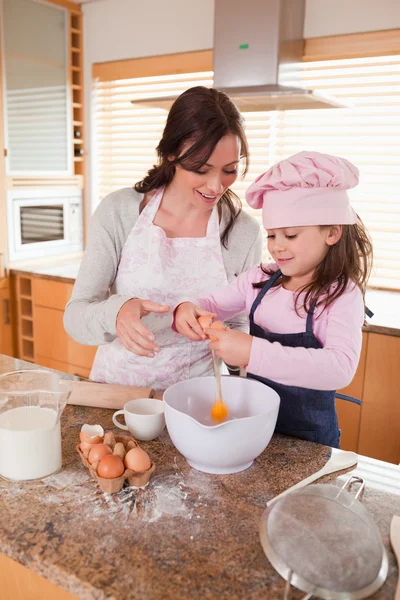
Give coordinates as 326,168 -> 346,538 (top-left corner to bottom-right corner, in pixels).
135,86 -> 249,247
254,219 -> 373,315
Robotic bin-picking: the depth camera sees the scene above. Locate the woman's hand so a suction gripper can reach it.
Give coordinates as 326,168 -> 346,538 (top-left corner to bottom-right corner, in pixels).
175,302 -> 216,341
206,327 -> 253,368
116,299 -> 170,357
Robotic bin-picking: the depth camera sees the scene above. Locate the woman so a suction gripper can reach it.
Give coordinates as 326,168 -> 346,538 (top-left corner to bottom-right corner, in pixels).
64,86 -> 263,389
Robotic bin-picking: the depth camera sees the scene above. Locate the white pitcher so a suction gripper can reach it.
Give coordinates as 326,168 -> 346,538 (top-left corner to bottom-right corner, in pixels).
0,370 -> 72,481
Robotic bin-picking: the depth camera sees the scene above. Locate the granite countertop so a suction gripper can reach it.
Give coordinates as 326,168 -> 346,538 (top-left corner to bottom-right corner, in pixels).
0,354 -> 399,599
9,255 -> 82,284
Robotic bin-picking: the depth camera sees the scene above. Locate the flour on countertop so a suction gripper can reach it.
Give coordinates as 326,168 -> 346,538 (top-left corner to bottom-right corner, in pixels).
0,457 -> 217,526
137,474 -> 191,523
45,468 -> 91,489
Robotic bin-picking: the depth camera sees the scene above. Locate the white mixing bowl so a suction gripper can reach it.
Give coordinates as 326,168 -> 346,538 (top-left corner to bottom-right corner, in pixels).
163,376 -> 280,474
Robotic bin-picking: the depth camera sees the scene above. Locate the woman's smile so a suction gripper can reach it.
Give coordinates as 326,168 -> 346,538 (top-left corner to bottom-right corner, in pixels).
196,189 -> 219,204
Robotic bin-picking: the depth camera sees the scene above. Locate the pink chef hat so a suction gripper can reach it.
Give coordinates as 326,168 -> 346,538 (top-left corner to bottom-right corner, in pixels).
245,151 -> 358,229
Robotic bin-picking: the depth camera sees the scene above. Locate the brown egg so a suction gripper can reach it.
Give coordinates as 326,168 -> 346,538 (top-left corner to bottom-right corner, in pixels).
88,443 -> 112,464
124,447 -> 151,472
208,320 -> 225,342
197,314 -> 213,331
97,455 -> 125,479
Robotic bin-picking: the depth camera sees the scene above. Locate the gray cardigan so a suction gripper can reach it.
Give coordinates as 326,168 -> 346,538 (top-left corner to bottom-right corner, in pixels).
64,187 -> 263,345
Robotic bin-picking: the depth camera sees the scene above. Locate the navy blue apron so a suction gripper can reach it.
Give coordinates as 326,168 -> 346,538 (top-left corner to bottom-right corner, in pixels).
247,269 -> 341,448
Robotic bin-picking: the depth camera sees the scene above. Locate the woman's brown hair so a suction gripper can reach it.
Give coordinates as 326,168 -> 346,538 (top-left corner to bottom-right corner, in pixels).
135,86 -> 249,247
254,219 -> 373,315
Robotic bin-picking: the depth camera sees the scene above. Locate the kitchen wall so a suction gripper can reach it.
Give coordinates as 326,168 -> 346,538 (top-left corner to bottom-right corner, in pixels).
83,0 -> 400,214
84,0 -> 400,64
305,0 -> 400,37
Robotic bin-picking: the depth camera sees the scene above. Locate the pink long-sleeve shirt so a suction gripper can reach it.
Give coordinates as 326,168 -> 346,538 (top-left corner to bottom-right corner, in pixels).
196,264 -> 365,391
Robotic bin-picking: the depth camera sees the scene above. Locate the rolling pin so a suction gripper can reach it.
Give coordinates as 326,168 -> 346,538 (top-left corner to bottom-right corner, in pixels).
67,380 -> 156,410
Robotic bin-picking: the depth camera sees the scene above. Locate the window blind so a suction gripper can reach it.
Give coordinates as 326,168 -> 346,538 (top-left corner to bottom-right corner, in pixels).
6,86 -> 69,173
93,55 -> 400,290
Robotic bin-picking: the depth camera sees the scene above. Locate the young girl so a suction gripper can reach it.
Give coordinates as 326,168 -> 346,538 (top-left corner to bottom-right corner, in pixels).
175,151 -> 373,448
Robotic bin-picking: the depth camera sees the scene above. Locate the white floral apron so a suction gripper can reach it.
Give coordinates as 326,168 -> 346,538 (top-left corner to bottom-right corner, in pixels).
90,187 -> 229,390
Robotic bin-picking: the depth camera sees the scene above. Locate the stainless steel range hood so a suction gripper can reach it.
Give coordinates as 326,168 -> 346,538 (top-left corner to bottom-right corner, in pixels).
132,0 -> 344,112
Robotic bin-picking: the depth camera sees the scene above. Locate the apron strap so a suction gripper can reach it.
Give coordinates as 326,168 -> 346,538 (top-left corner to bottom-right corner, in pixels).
335,392 -> 362,406
365,305 -> 374,319
249,269 -> 282,324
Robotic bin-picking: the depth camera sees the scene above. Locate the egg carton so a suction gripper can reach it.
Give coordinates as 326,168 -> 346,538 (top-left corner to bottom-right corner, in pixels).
76,432 -> 155,494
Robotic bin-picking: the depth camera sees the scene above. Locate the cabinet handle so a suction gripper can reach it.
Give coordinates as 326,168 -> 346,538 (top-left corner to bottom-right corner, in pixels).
3,299 -> 10,325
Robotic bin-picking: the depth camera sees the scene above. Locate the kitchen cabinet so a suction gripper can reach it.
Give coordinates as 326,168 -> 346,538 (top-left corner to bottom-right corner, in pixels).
335,332 -> 368,452
336,330 -> 400,464
0,278 -> 13,356
0,0 -> 85,271
1,0 -> 84,177
12,274 -> 96,378
0,553 -> 76,600
358,333 -> 400,464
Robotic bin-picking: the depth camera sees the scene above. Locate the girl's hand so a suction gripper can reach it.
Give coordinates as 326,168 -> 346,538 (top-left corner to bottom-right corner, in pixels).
175,302 -> 216,341
116,298 -> 170,357
206,327 -> 253,368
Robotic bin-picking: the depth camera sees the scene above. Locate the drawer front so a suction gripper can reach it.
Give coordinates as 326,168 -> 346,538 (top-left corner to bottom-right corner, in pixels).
33,278 -> 73,311
35,355 -> 70,372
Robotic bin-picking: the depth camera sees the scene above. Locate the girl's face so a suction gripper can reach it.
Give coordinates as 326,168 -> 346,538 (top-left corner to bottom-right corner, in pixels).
171,134 -> 241,210
267,225 -> 342,284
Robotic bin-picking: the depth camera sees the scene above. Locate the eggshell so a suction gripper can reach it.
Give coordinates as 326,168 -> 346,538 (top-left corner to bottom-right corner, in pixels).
97,455 -> 125,479
208,320 -> 225,342
124,447 -> 151,472
197,315 -> 213,331
79,424 -> 104,445
79,441 -> 95,458
88,443 -> 112,464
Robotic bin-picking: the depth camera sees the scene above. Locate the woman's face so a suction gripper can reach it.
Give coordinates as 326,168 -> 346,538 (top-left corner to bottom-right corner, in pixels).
171,134 -> 241,210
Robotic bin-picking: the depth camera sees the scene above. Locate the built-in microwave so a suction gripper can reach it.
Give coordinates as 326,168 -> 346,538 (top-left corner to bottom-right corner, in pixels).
7,189 -> 83,262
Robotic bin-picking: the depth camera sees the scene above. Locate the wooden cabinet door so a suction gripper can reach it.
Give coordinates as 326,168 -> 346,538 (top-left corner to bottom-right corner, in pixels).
32,277 -> 97,373
34,306 -> 69,363
34,305 -> 96,372
0,278 -> 14,356
335,332 -> 367,452
358,333 -> 400,464
0,552 -> 77,600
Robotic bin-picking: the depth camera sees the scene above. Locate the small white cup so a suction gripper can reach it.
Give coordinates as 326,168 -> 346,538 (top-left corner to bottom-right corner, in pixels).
112,398 -> 165,441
